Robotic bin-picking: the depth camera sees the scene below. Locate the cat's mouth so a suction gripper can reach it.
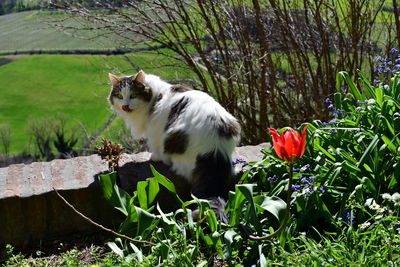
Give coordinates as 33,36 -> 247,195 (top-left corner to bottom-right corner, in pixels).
122,105 -> 133,112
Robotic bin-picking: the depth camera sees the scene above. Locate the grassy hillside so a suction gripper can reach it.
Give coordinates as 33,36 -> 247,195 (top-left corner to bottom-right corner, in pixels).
0,11 -> 122,52
0,52 -> 196,153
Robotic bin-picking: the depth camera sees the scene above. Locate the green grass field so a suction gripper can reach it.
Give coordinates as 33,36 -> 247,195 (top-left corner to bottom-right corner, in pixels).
0,52 -> 196,153
0,11 -> 123,52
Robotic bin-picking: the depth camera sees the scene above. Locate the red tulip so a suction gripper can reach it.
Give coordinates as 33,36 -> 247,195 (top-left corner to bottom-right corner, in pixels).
268,126 -> 308,163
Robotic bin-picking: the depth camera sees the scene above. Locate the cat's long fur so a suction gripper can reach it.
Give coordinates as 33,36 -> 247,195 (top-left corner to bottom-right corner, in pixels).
108,71 -> 241,199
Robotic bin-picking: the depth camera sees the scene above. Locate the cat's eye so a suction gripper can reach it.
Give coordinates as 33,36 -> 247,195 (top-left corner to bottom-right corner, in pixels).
116,93 -> 123,99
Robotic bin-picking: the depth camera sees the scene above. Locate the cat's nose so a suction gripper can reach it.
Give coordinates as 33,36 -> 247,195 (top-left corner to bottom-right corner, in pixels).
122,105 -> 132,112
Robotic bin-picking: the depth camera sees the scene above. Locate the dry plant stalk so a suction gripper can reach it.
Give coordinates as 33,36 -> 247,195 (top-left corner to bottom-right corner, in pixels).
51,0 -> 392,144
97,138 -> 124,172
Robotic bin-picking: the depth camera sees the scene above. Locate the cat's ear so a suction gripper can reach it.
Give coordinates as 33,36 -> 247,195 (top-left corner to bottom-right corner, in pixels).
134,70 -> 146,85
108,73 -> 121,87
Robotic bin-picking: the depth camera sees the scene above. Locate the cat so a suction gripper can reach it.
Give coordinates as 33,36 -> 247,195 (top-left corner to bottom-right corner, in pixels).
107,70 -> 241,206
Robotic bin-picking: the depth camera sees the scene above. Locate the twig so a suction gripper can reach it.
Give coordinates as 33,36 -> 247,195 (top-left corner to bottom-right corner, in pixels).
53,187 -> 156,246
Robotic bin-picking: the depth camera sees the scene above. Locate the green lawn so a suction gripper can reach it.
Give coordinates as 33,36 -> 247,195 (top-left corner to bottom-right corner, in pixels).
0,11 -> 126,52
0,53 -> 196,153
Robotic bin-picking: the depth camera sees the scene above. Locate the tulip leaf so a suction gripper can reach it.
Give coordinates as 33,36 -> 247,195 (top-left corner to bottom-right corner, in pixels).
255,195 -> 287,222
98,172 -> 131,216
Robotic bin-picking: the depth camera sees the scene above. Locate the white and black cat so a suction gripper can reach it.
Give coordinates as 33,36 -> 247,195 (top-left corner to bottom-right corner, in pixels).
108,71 -> 241,201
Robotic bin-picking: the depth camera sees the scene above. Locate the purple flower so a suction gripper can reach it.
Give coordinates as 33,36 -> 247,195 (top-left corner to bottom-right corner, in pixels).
325,98 -> 332,104
303,164 -> 311,170
356,106 -> 364,111
344,210 -> 355,224
332,109 -> 344,117
291,184 -> 303,192
329,129 -> 337,134
328,104 -> 334,110
232,157 -> 246,166
376,56 -> 383,63
319,186 -> 325,193
267,175 -> 278,182
374,67 -> 382,73
391,48 -> 398,54
328,119 -> 337,126
305,187 -> 314,195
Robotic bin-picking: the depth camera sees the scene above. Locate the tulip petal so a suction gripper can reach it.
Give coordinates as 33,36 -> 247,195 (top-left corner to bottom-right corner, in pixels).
283,130 -> 296,162
298,125 -> 308,157
268,128 -> 284,160
293,130 -> 301,157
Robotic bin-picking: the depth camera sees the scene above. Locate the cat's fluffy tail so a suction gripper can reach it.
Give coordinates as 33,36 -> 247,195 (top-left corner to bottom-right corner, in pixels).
191,149 -> 233,199
191,150 -> 233,222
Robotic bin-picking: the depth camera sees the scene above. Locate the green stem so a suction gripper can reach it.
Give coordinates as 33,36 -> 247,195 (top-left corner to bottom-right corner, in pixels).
247,164 -> 293,241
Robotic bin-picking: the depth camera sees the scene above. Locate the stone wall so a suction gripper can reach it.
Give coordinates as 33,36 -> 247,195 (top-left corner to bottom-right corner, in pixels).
0,144 -> 268,248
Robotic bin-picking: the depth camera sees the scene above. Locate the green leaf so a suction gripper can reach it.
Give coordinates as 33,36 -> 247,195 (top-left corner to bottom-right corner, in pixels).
150,165 -> 183,204
314,143 -> 336,162
237,184 -> 258,219
228,189 -> 246,226
357,70 -> 376,98
135,207 -> 158,236
136,178 -> 160,210
334,92 -> 342,110
137,181 -> 149,210
206,209 -> 218,233
150,165 -> 176,193
356,135 -> 379,168
98,172 -> 131,216
224,229 -> 238,245
107,242 -> 124,258
382,135 -> 396,153
129,243 -> 144,263
336,71 -> 364,101
147,178 -> 160,205
258,244 -> 267,267
255,195 -> 287,222
156,203 -> 177,227
336,148 -> 357,164
388,175 -> 399,190
376,87 -> 383,106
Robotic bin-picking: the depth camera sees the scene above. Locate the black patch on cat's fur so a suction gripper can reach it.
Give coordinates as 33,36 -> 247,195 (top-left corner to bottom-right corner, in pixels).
164,130 -> 189,154
171,84 -> 192,93
165,96 -> 190,130
149,93 -> 163,114
208,115 -> 241,138
132,81 -> 152,102
191,150 -> 232,199
109,85 -> 122,105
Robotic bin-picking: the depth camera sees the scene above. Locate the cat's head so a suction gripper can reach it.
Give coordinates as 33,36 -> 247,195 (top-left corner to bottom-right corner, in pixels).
108,70 -> 152,113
